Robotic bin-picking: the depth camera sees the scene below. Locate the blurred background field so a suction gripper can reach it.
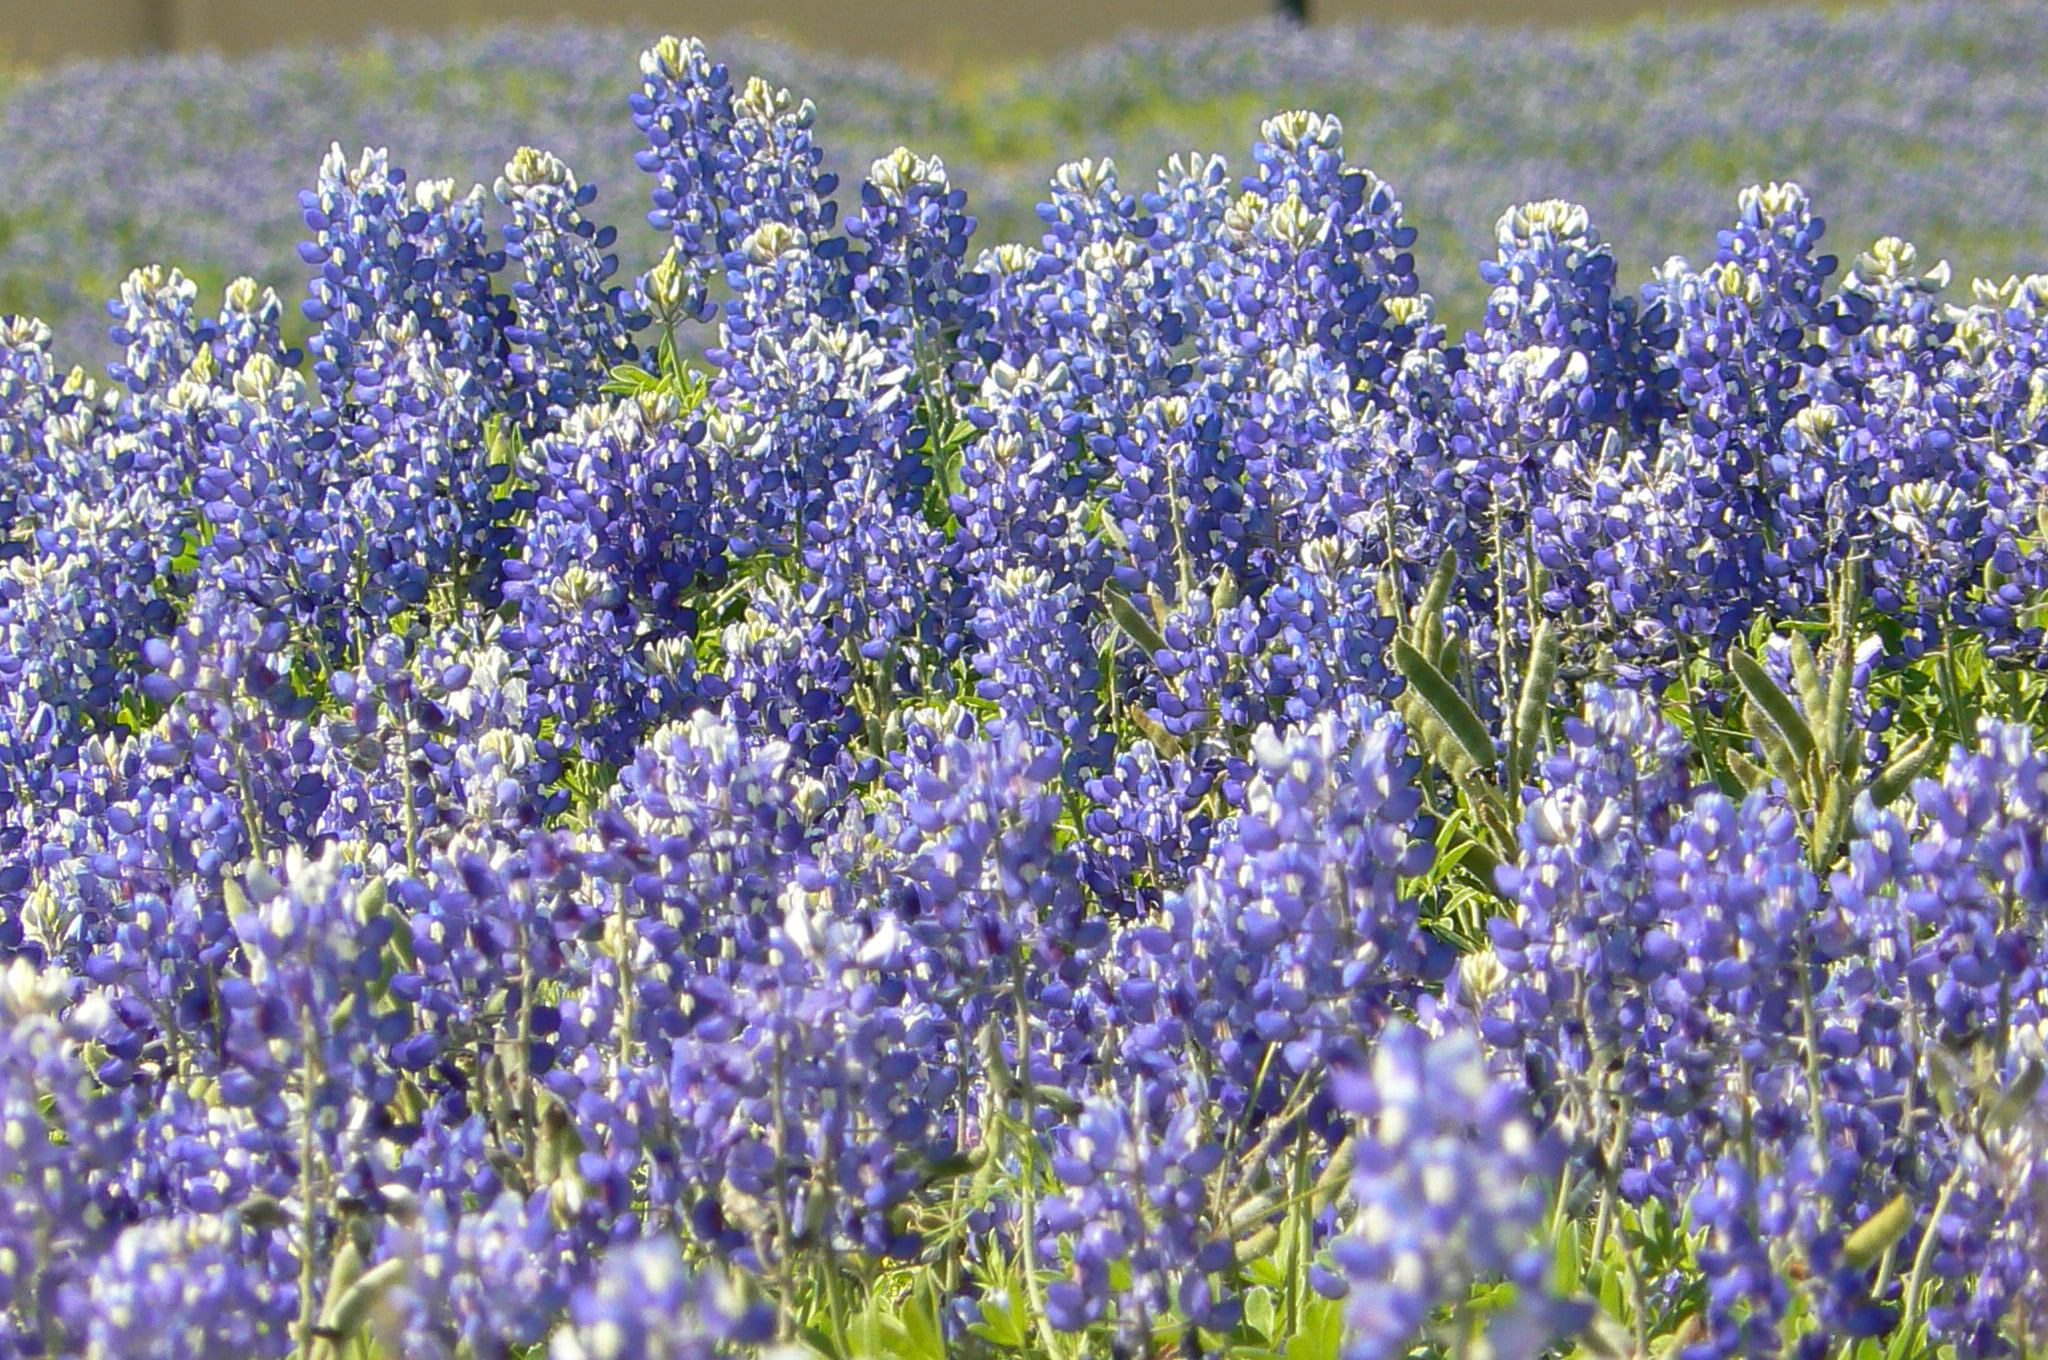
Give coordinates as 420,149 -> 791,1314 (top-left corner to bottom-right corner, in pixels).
0,0 -> 1845,66
2,0 -> 2044,361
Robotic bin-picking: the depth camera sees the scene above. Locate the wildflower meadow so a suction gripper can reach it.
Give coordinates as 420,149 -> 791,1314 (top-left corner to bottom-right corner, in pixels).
0,12 -> 2045,1360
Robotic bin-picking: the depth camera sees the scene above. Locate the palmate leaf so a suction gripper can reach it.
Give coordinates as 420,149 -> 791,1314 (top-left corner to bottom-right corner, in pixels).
850,1279 -> 949,1360
1281,1296 -> 1345,1360
598,361 -> 662,396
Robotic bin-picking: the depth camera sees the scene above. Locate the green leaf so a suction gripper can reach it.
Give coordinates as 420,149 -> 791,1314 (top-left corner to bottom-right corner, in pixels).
1724,749 -> 1770,791
1129,706 -> 1187,760
1242,1285 -> 1276,1343
900,1277 -> 949,1360
1824,634 -> 1858,775
1282,1295 -> 1343,1360
1394,639 -> 1497,775
1984,1060 -> 2045,1133
1212,564 -> 1242,615
852,1294 -> 917,1360
1731,650 -> 1818,771
533,1100 -> 582,1188
1103,584 -> 1167,658
788,1324 -> 837,1359
1596,1257 -> 1626,1319
1236,1219 -> 1282,1263
1870,733 -> 1940,807
1752,718 -> 1809,811
1401,696 -> 1478,779
1788,633 -> 1825,730
1445,831 -> 1504,898
1813,773 -> 1852,863
314,1257 -> 407,1343
1569,1307 -> 1638,1358
1414,546 -> 1458,662
235,1194 -> 291,1230
970,1287 -> 1029,1349
1510,618 -> 1560,788
1243,1251 -> 1288,1289
599,362 -> 662,396
1841,1192 -> 1913,1269
320,1238 -> 367,1318
1552,1217 -> 1584,1296
1029,1082 -> 1081,1117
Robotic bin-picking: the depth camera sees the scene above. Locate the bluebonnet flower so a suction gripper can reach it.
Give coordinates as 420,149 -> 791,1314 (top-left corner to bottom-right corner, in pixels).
797,447 -> 963,677
497,147 -> 644,425
1482,686 -> 1692,1120
631,37 -> 740,321
879,705 -> 1090,998
298,144 -> 511,409
1330,1023 -> 1584,1360
1040,1077 -> 1232,1340
371,1190 -> 586,1357
506,391 -> 720,761
0,317 -> 69,555
970,564 -> 1102,775
1096,700 -> 1438,1132
1228,111 -> 1426,395
1079,739 -> 1214,915
550,1236 -> 770,1360
716,573 -> 861,774
703,241 -> 911,563
80,1213 -> 297,1360
0,959 -> 138,1353
1479,201 -> 1657,430
1,28 -> 2046,1360
845,147 -> 977,361
1683,1156 -> 1800,1360
105,265 -> 204,398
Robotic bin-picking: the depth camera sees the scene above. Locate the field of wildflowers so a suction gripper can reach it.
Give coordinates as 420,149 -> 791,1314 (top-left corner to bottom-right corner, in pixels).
2,10 -> 2046,1360
6,0 -> 2048,354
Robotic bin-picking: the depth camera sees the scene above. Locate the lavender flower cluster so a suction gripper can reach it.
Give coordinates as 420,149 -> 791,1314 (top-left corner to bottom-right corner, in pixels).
0,29 -> 2045,1360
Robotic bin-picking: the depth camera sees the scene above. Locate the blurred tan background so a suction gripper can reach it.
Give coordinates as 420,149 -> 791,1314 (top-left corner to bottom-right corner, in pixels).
3,0 -> 1788,67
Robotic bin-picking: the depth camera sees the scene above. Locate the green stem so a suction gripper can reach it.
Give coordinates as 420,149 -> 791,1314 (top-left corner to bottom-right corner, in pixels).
1897,1170 -> 1962,1349
1587,1092 -> 1633,1266
1795,938 -> 1831,1221
1012,972 -> 1067,1360
613,915 -> 634,1072
1283,1125 -> 1312,1340
767,1037 -> 801,1340
820,1152 -> 851,1358
516,917 -> 535,1183
1492,502 -> 1516,765
398,701 -> 420,876
1936,642 -> 1969,746
295,1005 -> 321,1360
1672,625 -> 1728,791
